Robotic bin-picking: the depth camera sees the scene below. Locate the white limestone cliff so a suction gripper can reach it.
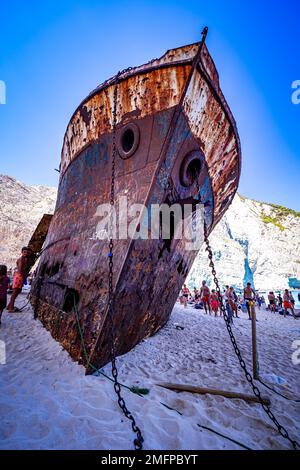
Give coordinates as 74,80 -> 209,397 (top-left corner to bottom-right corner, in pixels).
188,194 -> 300,291
0,175 -> 57,268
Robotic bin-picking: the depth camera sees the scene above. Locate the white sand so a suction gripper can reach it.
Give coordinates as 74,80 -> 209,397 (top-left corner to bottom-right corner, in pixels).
0,292 -> 299,450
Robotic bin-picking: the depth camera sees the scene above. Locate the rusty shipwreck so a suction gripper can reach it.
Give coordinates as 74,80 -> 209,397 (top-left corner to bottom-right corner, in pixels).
30,30 -> 241,370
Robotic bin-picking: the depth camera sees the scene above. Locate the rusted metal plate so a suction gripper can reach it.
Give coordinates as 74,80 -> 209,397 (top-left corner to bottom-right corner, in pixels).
61,66 -> 191,174
28,214 -> 53,254
30,39 -> 241,370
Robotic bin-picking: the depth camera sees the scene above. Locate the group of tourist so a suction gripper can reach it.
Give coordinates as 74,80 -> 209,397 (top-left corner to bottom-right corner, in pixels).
266,290 -> 296,316
179,281 -> 298,319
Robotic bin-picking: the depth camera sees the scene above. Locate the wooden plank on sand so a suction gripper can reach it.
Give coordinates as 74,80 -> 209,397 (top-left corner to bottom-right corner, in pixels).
157,382 -> 270,406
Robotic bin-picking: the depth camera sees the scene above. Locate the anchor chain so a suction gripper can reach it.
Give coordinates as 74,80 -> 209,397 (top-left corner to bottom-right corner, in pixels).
107,74 -> 144,450
203,223 -> 300,450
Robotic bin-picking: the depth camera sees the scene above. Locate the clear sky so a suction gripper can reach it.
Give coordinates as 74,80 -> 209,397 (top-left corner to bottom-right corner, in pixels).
0,1 -> 299,209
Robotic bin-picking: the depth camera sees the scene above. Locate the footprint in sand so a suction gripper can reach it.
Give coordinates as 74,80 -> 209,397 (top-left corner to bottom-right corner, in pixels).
0,421 -> 17,439
0,403 -> 14,416
168,398 -> 198,417
20,416 -> 50,440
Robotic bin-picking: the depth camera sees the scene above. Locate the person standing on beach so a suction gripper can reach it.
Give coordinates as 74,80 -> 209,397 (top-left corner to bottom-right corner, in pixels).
290,292 -> 296,313
210,289 -> 219,317
225,298 -> 234,324
181,284 -> 190,308
193,287 -> 199,302
200,280 -> 211,315
283,290 -> 295,318
7,247 -> 34,312
268,292 -> 276,313
0,265 -> 10,326
256,293 -> 262,310
225,285 -> 230,299
277,293 -> 283,309
228,287 -> 239,318
243,282 -> 256,319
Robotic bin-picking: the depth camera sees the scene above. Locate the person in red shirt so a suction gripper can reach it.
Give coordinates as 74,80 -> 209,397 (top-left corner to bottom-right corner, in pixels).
0,265 -> 11,325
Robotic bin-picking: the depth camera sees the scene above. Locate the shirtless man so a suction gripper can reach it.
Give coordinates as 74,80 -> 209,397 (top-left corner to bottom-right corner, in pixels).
7,247 -> 34,312
200,280 -> 211,315
268,291 -> 276,313
228,287 -> 239,318
283,290 -> 295,318
243,282 -> 256,320
224,285 -> 230,300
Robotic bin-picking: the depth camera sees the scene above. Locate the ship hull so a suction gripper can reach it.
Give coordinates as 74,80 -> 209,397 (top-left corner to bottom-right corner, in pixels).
31,41 -> 241,370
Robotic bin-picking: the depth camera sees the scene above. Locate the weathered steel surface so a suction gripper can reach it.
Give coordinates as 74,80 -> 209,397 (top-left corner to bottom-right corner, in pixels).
28,214 -> 53,254
31,40 -> 241,370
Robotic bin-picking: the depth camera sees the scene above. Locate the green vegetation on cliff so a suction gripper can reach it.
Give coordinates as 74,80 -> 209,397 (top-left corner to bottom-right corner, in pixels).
268,203 -> 300,219
238,193 -> 300,218
238,194 -> 299,230
260,213 -> 285,231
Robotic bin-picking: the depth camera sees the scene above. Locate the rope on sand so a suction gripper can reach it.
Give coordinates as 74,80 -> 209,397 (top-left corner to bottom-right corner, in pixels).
159,402 -> 252,450
257,378 -> 300,403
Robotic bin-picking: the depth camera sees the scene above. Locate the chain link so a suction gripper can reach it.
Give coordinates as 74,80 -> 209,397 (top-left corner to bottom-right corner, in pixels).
203,223 -> 299,450
107,74 -> 144,450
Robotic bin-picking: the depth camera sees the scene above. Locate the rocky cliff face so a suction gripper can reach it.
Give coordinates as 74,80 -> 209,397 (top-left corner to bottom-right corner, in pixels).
188,194 -> 300,291
0,175 -> 57,268
0,175 -> 299,290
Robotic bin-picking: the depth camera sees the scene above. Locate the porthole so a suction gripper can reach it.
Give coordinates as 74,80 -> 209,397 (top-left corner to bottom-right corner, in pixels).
180,151 -> 202,188
117,123 -> 140,159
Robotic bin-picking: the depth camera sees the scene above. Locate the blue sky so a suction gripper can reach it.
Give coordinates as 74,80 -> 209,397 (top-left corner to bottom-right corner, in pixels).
0,0 -> 299,210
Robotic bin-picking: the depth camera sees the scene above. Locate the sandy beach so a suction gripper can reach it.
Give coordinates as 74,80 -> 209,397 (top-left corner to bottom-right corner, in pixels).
0,292 -> 299,450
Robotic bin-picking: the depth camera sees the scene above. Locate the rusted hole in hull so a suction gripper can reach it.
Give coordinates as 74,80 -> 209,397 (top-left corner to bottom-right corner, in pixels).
122,128 -> 134,153
159,210 -> 175,253
186,159 -> 201,185
39,263 -> 47,277
49,262 -> 60,276
177,259 -> 184,274
180,153 -> 202,187
62,288 -> 79,313
45,262 -> 63,277
117,123 -> 140,159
